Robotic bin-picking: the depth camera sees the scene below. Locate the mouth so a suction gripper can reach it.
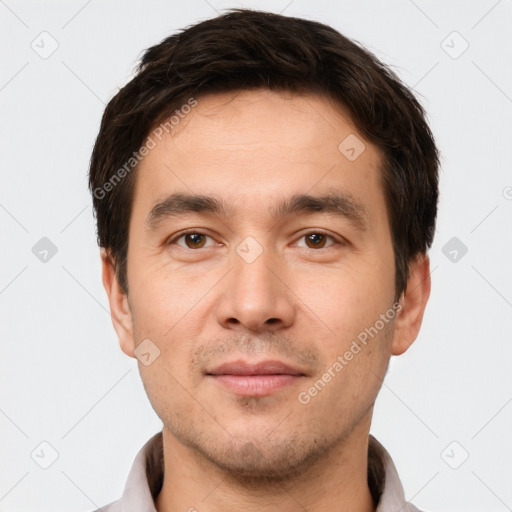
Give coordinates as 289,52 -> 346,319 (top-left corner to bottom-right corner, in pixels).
205,359 -> 307,397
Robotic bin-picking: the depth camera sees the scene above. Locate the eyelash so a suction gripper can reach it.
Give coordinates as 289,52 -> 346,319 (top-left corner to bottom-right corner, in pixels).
166,230 -> 345,251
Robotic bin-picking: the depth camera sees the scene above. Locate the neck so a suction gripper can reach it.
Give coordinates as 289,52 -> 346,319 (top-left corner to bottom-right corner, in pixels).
155,413 -> 376,512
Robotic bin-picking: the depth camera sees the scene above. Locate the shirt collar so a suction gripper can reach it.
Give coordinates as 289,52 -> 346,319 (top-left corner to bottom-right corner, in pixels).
112,431 -> 417,512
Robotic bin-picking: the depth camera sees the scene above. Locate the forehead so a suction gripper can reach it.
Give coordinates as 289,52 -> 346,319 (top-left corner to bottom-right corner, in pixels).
132,89 -> 386,227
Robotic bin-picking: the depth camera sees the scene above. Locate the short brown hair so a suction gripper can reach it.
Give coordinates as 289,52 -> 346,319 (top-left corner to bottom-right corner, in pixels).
89,8 -> 439,299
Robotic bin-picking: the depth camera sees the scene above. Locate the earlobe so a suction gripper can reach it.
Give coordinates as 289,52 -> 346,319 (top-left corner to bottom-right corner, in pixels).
391,254 -> 431,356
100,248 -> 136,358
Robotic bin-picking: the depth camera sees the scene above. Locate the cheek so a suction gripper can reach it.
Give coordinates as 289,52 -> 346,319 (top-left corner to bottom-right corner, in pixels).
128,269 -> 220,389
292,262 -> 394,348
129,265 -> 207,335
138,359 -> 199,433
292,263 -> 395,413
301,319 -> 394,423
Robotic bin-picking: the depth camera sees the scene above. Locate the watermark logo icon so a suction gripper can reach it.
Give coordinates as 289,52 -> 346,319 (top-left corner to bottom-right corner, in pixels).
32,237 -> 58,263
134,338 -> 161,366
441,441 -> 469,469
236,236 -> 263,264
442,236 -> 468,263
31,31 -> 59,59
338,134 -> 366,161
441,31 -> 469,60
31,441 -> 59,469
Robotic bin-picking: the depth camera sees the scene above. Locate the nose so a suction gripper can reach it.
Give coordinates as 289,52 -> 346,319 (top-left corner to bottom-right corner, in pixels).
215,246 -> 296,333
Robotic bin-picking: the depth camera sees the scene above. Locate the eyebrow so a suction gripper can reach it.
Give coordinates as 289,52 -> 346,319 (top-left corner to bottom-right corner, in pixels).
145,190 -> 369,232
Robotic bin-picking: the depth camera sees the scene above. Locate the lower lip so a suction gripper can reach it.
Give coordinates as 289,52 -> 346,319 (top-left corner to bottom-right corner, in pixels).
207,374 -> 303,396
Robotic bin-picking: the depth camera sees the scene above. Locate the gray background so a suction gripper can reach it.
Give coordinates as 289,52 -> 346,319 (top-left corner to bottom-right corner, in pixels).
1,0 -> 511,511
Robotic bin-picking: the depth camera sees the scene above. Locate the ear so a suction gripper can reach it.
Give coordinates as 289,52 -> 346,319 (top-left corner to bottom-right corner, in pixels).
100,248 -> 136,358
391,253 -> 431,356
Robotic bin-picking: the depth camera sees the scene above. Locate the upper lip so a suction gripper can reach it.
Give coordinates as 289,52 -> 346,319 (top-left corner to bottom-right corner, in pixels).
206,360 -> 306,376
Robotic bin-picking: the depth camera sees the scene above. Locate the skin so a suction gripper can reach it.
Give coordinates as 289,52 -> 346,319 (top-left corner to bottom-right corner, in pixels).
101,89 -> 431,512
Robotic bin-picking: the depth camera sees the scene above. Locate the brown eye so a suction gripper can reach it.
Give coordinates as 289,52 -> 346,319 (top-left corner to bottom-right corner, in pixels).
304,233 -> 329,249
183,233 -> 207,249
169,232 -> 214,249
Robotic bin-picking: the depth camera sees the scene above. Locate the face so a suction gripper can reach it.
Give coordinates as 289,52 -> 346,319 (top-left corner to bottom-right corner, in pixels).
103,89 -> 429,481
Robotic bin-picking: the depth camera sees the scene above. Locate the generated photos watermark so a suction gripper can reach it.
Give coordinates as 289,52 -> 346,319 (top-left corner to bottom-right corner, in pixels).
298,301 -> 403,405
93,97 -> 198,200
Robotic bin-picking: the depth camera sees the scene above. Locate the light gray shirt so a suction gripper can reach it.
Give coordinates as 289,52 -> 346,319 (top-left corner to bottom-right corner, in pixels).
93,432 -> 422,512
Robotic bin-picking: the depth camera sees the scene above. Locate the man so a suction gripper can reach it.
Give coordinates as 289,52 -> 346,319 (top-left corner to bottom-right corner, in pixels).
90,8 -> 438,512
